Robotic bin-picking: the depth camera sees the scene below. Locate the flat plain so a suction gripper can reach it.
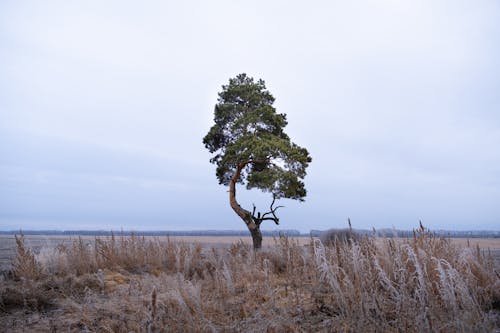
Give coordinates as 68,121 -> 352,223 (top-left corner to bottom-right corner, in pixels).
0,235 -> 298,271
1,233 -> 499,332
1,234 -> 500,272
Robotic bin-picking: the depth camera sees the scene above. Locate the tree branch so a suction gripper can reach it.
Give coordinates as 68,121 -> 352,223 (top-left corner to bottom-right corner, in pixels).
251,195 -> 283,226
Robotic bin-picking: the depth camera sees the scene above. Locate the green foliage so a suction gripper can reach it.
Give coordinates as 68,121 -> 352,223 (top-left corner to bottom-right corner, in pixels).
203,74 -> 311,200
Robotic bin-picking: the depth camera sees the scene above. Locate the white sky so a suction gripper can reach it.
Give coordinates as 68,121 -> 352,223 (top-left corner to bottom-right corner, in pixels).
1,0 -> 499,232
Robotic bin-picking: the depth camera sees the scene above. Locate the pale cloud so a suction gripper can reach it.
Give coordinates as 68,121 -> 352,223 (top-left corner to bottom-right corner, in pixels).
1,0 -> 499,231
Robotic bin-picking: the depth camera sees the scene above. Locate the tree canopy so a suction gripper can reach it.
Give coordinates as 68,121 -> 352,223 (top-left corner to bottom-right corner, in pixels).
203,73 -> 311,201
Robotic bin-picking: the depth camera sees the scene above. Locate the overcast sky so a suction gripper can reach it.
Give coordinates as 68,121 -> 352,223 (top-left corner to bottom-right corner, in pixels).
1,1 -> 499,232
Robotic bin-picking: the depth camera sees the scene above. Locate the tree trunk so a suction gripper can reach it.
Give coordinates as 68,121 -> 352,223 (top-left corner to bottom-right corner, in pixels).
229,162 -> 262,249
249,226 -> 263,249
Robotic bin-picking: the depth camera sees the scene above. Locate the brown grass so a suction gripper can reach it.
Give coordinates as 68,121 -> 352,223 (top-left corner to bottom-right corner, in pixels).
1,229 -> 499,332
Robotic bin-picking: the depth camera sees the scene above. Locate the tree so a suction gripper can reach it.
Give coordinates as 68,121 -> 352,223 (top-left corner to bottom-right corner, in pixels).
203,73 -> 311,249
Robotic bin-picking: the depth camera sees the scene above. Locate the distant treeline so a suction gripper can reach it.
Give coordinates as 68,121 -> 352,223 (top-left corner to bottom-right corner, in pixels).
310,229 -> 500,238
0,229 -> 302,237
0,229 -> 499,238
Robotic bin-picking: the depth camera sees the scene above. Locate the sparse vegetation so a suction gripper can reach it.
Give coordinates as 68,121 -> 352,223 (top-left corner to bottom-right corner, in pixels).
1,228 -> 499,332
320,228 -> 361,247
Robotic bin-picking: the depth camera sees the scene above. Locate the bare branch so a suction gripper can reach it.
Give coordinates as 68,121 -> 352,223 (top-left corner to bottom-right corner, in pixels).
251,195 -> 283,226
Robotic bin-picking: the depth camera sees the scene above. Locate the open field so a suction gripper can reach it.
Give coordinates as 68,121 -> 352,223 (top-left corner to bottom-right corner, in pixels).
1,232 -> 499,332
1,234 -> 499,272
0,235 -> 309,272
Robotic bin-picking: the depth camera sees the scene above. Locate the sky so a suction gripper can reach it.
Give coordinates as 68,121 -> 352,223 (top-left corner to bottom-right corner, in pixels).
1,0 -> 499,232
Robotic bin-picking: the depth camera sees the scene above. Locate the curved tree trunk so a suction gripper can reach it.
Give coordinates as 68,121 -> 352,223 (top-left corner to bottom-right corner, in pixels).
229,162 -> 263,249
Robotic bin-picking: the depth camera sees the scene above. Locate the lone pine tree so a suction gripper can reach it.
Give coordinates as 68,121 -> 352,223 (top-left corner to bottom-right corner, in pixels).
203,74 -> 311,249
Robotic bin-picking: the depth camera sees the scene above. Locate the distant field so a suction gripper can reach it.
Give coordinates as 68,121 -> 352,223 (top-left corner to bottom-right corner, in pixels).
0,235 -> 306,271
1,234 -> 499,271
1,231 -> 499,332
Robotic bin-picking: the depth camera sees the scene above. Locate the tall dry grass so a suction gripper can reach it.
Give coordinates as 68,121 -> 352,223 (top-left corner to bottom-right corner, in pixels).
1,229 -> 499,332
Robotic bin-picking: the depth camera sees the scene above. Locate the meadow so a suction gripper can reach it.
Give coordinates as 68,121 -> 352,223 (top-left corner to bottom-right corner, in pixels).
0,230 -> 499,332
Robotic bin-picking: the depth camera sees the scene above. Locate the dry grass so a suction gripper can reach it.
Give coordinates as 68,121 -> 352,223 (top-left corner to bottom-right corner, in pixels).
1,229 -> 499,332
